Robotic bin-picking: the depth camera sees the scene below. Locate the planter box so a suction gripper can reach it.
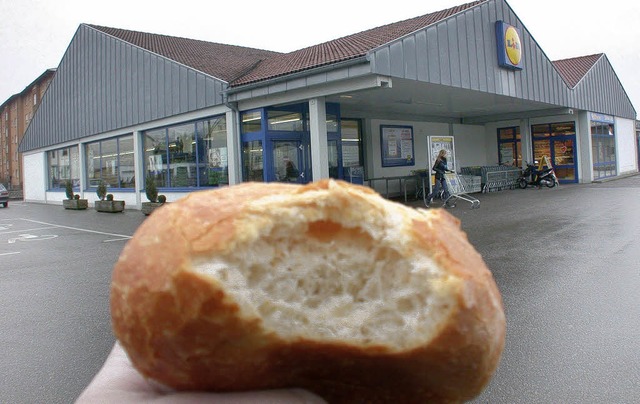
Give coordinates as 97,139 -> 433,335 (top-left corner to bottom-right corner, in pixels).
95,200 -> 125,213
141,201 -> 165,216
63,199 -> 88,210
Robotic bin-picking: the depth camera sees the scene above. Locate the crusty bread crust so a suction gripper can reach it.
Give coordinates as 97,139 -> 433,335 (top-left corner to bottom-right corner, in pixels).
111,179 -> 505,403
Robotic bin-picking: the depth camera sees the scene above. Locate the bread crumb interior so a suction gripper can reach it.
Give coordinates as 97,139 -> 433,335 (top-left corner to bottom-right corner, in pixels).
193,216 -> 455,350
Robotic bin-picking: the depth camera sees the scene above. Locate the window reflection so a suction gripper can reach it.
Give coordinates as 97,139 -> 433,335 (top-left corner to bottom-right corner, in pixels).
243,141 -> 264,181
48,146 -> 80,189
143,115 -> 228,189
86,135 -> 135,189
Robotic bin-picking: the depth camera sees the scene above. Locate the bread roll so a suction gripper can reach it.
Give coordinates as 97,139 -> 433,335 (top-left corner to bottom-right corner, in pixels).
111,179 -> 505,403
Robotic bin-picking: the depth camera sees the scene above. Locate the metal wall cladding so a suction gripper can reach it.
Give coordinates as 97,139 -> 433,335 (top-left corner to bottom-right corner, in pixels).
20,25 -> 225,152
570,55 -> 636,119
369,0 -> 635,119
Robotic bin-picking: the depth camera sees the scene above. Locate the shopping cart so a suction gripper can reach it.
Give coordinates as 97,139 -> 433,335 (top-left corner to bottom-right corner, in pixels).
442,172 -> 480,209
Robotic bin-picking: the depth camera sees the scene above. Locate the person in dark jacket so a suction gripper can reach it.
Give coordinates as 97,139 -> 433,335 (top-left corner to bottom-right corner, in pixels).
426,149 -> 452,206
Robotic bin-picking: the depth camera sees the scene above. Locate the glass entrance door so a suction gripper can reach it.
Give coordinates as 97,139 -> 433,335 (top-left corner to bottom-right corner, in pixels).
552,138 -> 576,182
531,122 -> 578,184
271,139 -> 308,183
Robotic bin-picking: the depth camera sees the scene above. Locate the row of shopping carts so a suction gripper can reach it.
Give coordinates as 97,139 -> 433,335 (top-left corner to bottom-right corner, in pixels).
460,166 -> 522,193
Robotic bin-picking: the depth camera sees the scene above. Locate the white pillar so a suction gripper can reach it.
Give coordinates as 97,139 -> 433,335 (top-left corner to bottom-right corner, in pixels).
133,130 -> 143,207
226,110 -> 241,185
77,142 -> 86,198
309,97 -> 329,181
519,118 -> 531,169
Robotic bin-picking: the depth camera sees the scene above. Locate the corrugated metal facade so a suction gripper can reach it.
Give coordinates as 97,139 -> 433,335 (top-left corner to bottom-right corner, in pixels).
20,25 -> 225,152
369,0 -> 634,120
569,55 -> 636,119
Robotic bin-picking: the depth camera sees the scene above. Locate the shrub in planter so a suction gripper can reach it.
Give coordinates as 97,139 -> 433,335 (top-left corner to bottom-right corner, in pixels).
96,181 -> 107,201
95,181 -> 125,213
63,180 -> 88,210
65,180 -> 74,200
142,176 -> 167,216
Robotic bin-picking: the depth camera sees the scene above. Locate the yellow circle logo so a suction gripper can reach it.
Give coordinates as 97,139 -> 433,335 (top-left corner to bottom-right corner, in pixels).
505,26 -> 522,65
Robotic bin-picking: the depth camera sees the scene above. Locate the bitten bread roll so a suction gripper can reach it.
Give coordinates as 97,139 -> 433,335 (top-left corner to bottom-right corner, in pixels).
111,179 -> 505,403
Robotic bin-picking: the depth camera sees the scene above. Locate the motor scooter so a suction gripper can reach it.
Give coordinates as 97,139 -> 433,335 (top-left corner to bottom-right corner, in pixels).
518,162 -> 557,189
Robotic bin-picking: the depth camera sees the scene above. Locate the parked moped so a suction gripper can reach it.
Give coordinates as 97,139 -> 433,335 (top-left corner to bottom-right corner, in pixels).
518,162 -> 557,189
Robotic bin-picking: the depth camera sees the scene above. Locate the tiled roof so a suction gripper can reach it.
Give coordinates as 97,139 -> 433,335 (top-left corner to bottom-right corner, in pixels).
88,1 -> 486,88
231,1 -> 487,86
552,54 -> 603,88
87,25 -> 283,83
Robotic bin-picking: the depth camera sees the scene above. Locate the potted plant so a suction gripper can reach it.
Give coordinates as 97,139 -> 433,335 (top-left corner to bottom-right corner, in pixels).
62,180 -> 88,210
141,175 -> 167,216
95,181 -> 125,213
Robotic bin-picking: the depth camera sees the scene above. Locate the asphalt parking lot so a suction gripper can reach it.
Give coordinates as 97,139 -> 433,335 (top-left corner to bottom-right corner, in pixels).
1,177 -> 639,403
0,204 -> 144,404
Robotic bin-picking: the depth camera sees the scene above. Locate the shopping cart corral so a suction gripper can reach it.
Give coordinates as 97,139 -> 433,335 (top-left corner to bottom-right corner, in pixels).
482,168 -> 521,193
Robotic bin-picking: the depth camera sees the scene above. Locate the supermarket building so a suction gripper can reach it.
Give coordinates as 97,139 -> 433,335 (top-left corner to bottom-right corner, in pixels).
19,0 -> 638,208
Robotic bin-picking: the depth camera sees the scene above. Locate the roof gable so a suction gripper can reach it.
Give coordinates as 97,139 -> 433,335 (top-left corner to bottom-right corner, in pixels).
88,24 -> 282,83
231,1 -> 487,86
553,54 -> 603,88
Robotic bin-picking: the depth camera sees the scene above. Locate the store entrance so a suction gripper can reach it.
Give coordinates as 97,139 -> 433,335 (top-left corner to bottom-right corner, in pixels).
270,139 -> 309,183
531,122 -> 578,184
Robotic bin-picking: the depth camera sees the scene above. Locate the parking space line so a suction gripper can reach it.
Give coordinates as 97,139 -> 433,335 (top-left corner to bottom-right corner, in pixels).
0,226 -> 57,235
0,252 -> 21,256
19,218 -> 133,240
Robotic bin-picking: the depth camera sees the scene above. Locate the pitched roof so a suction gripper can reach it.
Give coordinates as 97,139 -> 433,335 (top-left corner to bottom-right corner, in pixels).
87,24 -> 282,83
88,1 -> 486,88
231,0 -> 487,86
552,53 -> 603,88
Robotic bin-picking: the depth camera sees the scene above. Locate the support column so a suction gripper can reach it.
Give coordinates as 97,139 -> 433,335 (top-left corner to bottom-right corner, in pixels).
309,97 -> 329,181
226,110 -> 241,185
520,118 -> 531,169
77,142 -> 86,198
133,130 -> 143,208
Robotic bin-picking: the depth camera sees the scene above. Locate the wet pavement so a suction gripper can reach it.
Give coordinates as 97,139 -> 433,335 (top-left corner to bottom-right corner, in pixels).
1,176 -> 639,403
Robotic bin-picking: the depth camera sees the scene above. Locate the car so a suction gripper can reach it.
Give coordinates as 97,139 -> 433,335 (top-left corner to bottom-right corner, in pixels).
0,184 -> 8,207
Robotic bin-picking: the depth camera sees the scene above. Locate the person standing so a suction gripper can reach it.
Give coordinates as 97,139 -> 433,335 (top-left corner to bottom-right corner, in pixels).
426,149 -> 452,206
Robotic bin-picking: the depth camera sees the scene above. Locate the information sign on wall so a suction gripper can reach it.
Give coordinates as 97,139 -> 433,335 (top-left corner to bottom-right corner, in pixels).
495,21 -> 523,70
380,125 -> 415,167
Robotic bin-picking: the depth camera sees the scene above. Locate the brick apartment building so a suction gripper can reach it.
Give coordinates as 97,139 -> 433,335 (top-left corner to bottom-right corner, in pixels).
0,68 -> 55,190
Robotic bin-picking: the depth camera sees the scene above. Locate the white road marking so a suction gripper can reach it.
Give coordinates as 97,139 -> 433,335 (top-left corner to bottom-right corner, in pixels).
8,234 -> 58,243
0,252 -> 21,256
0,226 -> 57,235
18,218 -> 133,239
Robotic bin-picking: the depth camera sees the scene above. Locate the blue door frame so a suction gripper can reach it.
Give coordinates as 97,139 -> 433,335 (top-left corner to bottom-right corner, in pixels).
240,102 -> 343,184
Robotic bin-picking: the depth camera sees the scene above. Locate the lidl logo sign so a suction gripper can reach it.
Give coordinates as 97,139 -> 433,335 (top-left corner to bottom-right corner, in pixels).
496,21 -> 523,70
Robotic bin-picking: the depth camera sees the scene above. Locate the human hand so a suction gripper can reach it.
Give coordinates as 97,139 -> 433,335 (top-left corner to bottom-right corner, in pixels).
76,342 -> 327,404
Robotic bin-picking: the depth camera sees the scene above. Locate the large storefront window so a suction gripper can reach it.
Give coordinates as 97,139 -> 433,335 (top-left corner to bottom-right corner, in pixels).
591,116 -> 616,180
242,110 -> 262,134
268,109 -> 304,132
48,146 -> 80,189
497,127 -> 521,167
531,122 -> 578,183
143,116 -> 227,189
85,135 -> 134,188
197,117 -> 228,186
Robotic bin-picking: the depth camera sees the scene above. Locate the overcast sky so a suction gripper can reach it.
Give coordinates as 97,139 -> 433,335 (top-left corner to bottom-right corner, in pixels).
1,0 -> 638,115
